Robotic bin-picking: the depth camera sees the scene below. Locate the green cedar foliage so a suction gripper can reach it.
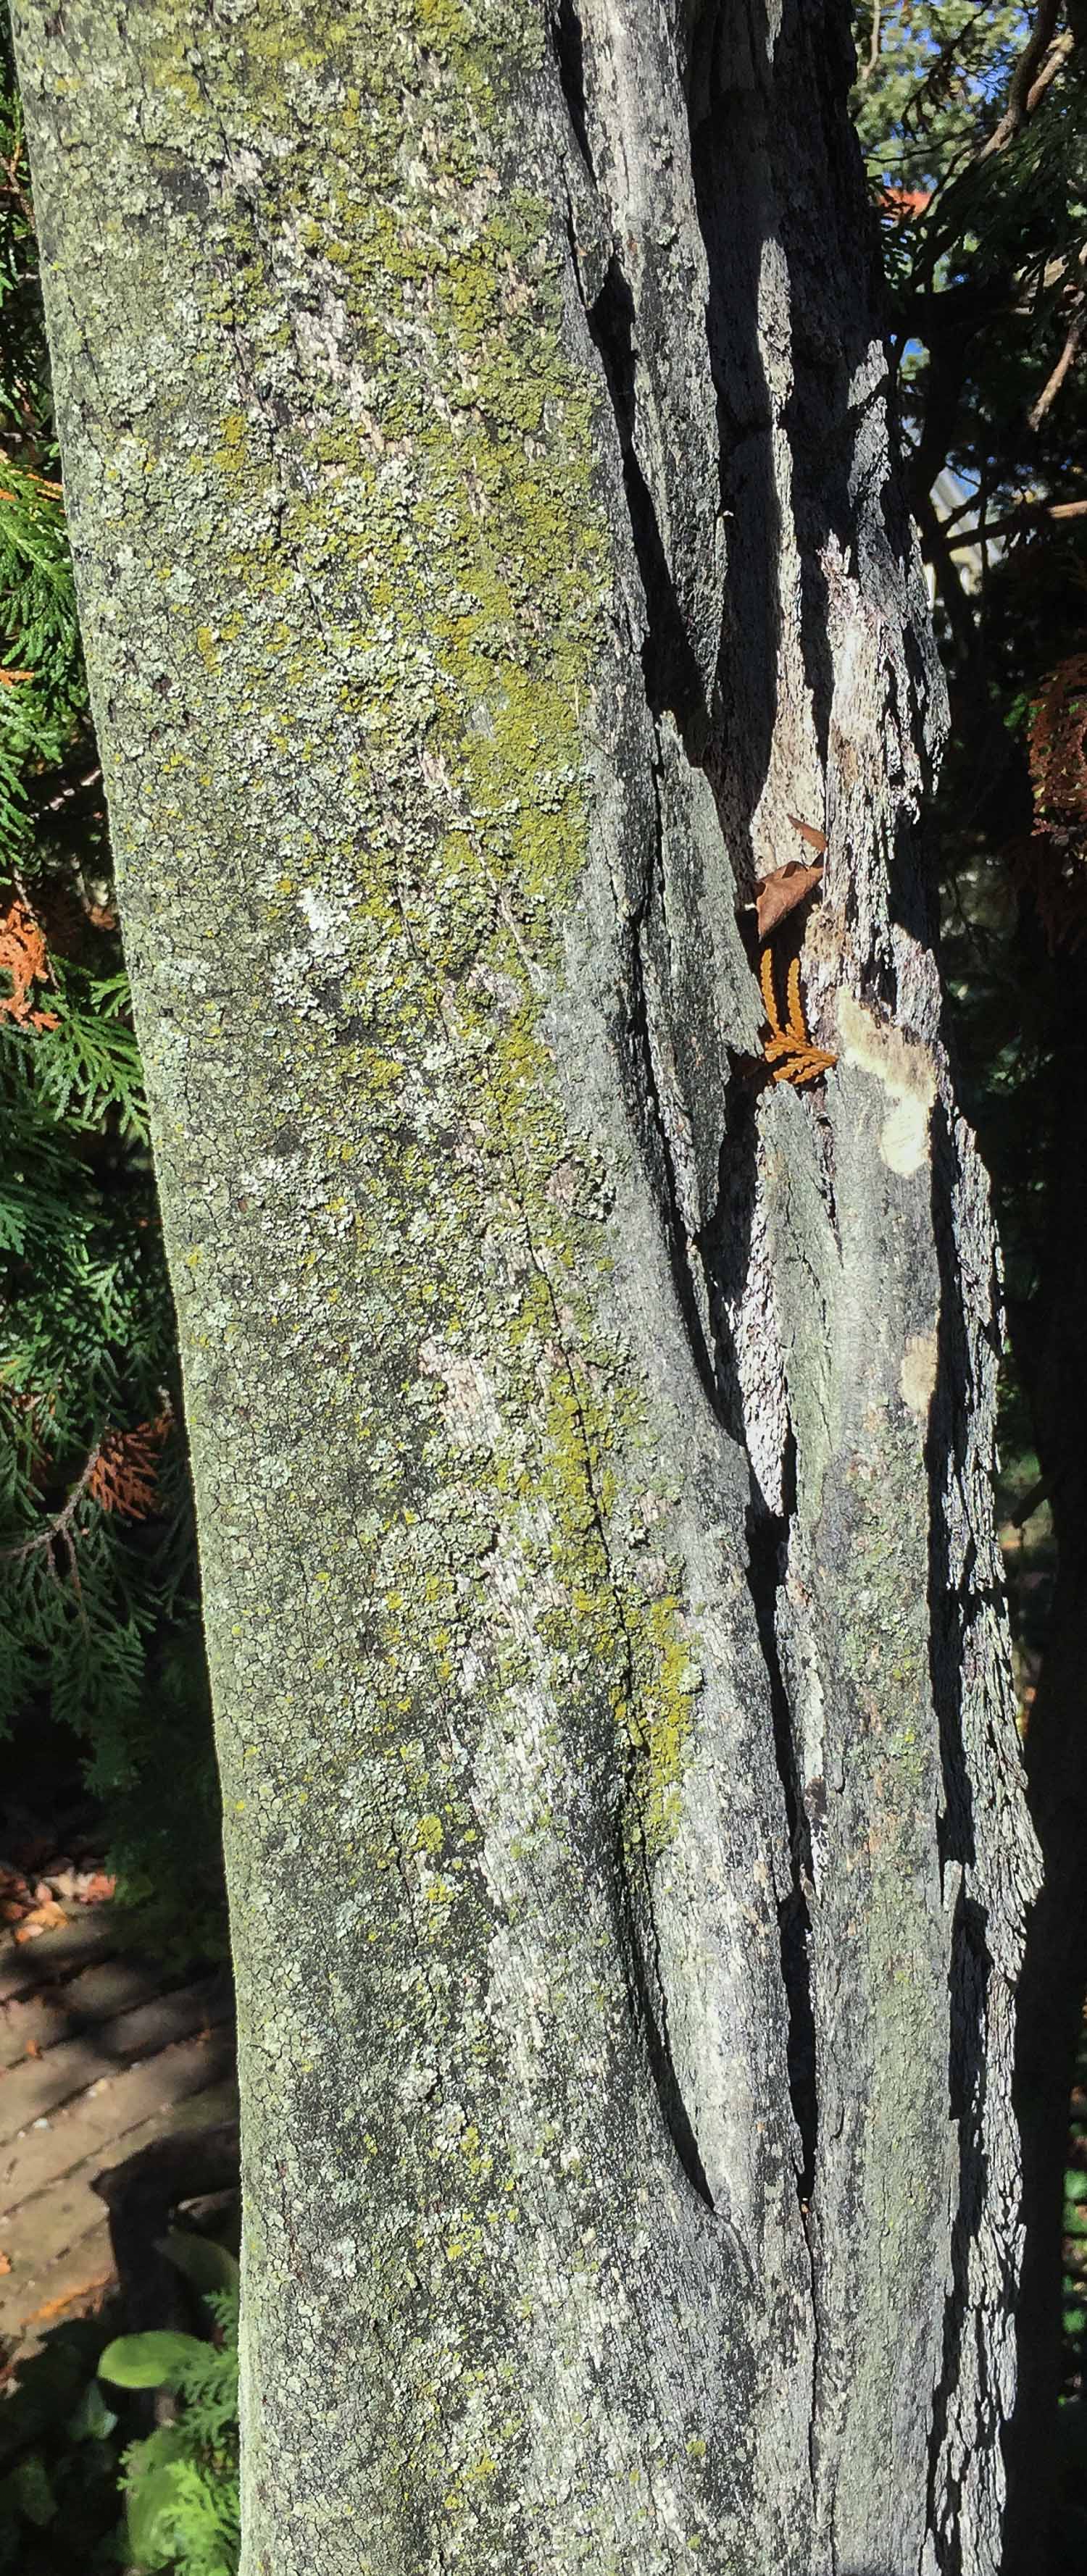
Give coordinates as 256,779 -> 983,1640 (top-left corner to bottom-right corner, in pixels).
852,1 -> 1028,197
0,29 -> 224,1965
0,2280 -> 242,2576
100,2292 -> 241,2576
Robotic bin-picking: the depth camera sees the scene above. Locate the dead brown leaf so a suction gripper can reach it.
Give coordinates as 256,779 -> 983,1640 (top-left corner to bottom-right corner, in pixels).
29,2271 -> 114,2324
78,1871 -> 115,1905
754,860 -> 824,940
14,1897 -> 67,1941
787,813 -> 828,855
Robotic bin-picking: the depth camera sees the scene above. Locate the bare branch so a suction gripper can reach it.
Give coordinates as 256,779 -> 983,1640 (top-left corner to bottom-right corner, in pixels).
979,0 -> 1065,160
0,1444 -> 101,1570
1026,25 -> 1075,112
943,494 -> 1087,551
1028,296 -> 1086,430
859,0 -> 882,84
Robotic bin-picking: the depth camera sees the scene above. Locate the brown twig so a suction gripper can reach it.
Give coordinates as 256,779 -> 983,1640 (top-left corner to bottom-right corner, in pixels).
1025,26 -> 1075,116
0,1446 -> 100,1585
1009,1476 -> 1049,1527
942,495 -> 1087,551
979,0 -> 1065,160
859,0 -> 881,83
1028,294 -> 1086,432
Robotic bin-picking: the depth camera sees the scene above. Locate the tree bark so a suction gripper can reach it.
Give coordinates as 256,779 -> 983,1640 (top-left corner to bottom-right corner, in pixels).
1004,978 -> 1087,2576
13,1 -> 1039,2569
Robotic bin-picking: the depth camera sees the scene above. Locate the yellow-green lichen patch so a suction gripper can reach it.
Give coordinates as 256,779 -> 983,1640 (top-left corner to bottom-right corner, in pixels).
622,1592 -> 704,1857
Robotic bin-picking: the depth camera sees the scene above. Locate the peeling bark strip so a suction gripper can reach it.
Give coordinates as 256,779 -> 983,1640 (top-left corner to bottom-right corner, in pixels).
13,1 -> 1039,2569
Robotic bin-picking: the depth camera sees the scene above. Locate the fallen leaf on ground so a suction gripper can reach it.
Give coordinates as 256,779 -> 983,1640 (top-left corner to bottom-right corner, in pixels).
14,1897 -> 67,1940
78,1872 -> 115,1904
0,2250 -> 12,2275
754,860 -> 824,940
29,2271 -> 114,2324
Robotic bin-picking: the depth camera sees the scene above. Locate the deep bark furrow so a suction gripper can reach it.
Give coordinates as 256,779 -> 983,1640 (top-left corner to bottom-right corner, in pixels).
554,4 -> 1038,2566
557,0 -> 822,2263
746,1476 -> 818,2203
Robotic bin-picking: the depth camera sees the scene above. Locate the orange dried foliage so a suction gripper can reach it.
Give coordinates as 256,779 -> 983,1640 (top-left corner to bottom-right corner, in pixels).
0,470 -> 63,505
88,1412 -> 171,1521
14,1896 -> 67,1939
880,185 -> 932,221
759,947 -> 837,1087
0,898 -> 59,1030
786,813 -> 828,856
80,1871 -> 116,1904
28,2272 -> 114,2325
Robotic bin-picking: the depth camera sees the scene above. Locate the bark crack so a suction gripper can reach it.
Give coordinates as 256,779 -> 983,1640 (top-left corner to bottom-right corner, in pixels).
551,0 -> 594,180
488,1091 -> 717,2213
744,1439 -> 817,2209
554,0 -> 822,2264
626,811 -> 728,1425
583,249 -> 710,750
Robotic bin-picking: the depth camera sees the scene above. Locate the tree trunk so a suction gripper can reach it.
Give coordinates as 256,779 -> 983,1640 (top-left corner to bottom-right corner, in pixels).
14,1 -> 1039,2569
1004,982 -> 1087,2576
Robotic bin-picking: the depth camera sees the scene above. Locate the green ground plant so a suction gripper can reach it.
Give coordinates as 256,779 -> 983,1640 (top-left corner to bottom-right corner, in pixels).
98,2276 -> 241,2576
0,2243 -> 241,2575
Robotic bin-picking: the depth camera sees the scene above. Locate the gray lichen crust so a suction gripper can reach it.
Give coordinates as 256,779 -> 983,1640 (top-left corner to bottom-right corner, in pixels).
13,0 -> 1038,2570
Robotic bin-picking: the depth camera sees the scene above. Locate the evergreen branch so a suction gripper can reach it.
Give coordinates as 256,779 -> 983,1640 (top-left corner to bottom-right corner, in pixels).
0,1439 -> 98,1571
